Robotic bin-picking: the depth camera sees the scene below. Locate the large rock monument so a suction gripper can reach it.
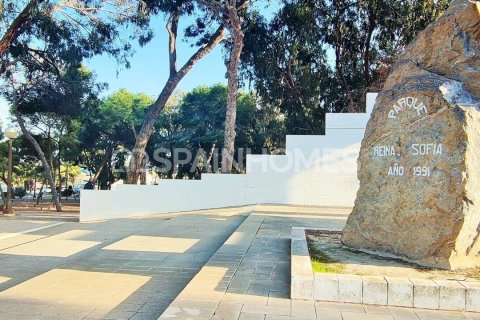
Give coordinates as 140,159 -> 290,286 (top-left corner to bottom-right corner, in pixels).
341,0 -> 480,270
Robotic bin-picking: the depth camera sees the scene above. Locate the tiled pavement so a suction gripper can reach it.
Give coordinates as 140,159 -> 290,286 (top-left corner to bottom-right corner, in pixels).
0,207 -> 249,319
160,208 -> 480,320
0,206 -> 479,320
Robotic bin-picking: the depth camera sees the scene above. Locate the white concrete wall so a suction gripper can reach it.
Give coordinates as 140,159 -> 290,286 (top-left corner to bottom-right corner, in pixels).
80,93 -> 377,221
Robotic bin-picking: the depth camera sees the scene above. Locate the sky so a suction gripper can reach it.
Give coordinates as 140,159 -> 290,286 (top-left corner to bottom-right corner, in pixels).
0,0 -> 282,128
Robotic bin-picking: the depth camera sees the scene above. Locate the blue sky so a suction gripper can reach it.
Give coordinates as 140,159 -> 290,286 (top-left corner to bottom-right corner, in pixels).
0,1 -> 281,128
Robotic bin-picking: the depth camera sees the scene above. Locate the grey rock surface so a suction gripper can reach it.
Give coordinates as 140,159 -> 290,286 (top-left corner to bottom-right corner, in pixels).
341,0 -> 480,270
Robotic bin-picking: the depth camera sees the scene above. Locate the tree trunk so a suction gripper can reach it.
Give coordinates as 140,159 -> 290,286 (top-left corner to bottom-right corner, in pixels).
15,112 -> 62,212
47,133 -> 55,187
333,3 -> 356,113
83,151 -> 93,179
140,156 -> 147,185
168,144 -> 175,179
5,139 -> 13,214
363,31 -> 373,87
126,82 -> 179,184
92,145 -> 113,184
203,143 -> 216,173
363,13 -> 376,88
65,165 -> 68,201
0,0 -> 39,59
336,51 -> 356,113
57,150 -> 61,190
125,26 -> 224,184
222,13 -> 244,173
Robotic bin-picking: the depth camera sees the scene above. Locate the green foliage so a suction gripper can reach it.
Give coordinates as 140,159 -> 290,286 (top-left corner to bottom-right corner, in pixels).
60,163 -> 81,186
77,89 -> 154,187
308,240 -> 346,274
242,7 -> 333,134
0,141 -> 8,183
99,89 -> 153,141
241,0 -> 451,133
0,138 -> 27,185
311,259 -> 346,274
0,0 -> 138,78
0,0 -> 454,186
148,84 -> 285,178
10,67 -> 103,117
315,0 -> 450,104
0,135 -> 44,189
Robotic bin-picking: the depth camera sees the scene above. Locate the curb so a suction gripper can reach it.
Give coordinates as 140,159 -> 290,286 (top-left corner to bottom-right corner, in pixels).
291,227 -> 480,313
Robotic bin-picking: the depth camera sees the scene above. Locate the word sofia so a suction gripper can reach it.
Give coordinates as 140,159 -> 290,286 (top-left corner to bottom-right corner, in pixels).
373,143 -> 443,157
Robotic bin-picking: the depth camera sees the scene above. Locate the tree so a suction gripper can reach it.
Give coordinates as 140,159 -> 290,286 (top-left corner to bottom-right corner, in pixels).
6,66 -> 101,212
196,0 -> 250,173
60,163 -> 80,188
78,89 -> 153,187
125,1 -> 226,184
316,0 -> 450,111
15,112 -> 62,210
9,133 -> 46,196
0,141 -> 15,186
1,0 -> 140,211
241,0 -> 451,127
0,0 -> 41,58
0,0 -> 137,62
241,5 -> 336,134
148,84 -> 284,178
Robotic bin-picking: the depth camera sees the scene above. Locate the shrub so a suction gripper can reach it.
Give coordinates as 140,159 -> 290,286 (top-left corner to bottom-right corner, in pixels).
14,187 -> 26,199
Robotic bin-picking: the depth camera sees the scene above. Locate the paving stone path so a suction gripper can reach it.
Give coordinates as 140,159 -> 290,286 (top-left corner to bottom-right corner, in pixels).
0,208 -> 248,319
160,208 -> 480,320
0,206 -> 479,320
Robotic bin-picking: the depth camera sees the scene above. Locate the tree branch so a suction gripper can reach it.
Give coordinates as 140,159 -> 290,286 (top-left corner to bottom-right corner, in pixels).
177,25 -> 225,78
0,0 -> 40,59
125,25 -> 225,183
197,0 -> 228,22
15,110 -> 62,212
237,0 -> 250,11
166,9 -> 180,77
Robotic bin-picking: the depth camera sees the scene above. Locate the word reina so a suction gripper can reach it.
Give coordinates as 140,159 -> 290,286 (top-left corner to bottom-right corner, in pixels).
373,143 -> 443,157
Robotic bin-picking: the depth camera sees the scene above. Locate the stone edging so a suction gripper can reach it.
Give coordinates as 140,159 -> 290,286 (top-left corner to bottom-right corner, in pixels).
291,227 -> 480,313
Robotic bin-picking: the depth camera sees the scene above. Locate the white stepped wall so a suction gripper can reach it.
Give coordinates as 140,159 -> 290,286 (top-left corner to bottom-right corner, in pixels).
80,93 -> 377,221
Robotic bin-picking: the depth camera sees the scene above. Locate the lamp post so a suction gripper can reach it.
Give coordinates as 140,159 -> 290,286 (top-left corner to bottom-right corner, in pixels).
4,128 -> 17,216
